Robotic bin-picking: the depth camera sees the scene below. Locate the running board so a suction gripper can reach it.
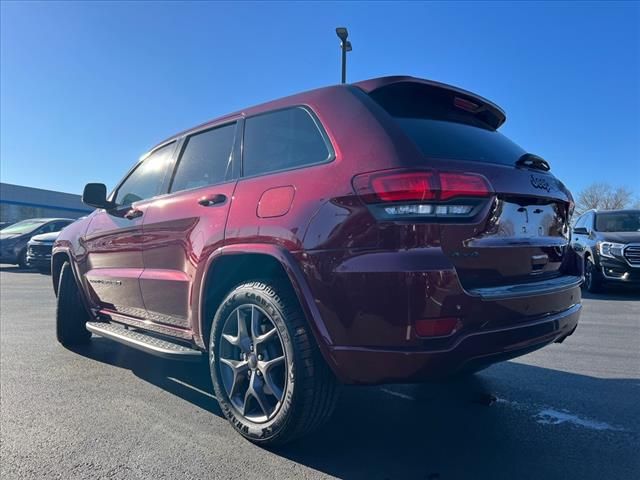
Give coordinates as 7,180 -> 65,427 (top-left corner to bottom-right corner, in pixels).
86,322 -> 203,360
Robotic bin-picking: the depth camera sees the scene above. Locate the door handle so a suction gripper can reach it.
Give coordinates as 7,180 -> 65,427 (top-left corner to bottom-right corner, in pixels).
124,208 -> 143,220
198,194 -> 227,207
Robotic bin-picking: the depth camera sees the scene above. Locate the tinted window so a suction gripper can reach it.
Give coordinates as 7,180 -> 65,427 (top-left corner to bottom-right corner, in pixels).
38,222 -> 61,234
171,123 -> 236,192
243,107 -> 331,177
51,220 -> 72,231
595,211 -> 640,232
369,83 -> 525,166
115,143 -> 174,206
393,118 -> 526,165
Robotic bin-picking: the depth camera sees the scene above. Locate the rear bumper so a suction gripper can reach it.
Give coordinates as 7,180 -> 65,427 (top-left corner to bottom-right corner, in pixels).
295,248 -> 582,384
330,303 -> 581,384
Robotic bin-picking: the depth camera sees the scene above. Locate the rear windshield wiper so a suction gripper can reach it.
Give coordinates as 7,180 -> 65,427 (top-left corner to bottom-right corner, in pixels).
516,153 -> 551,172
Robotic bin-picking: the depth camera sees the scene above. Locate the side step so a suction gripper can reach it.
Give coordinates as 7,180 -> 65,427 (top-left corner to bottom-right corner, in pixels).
86,322 -> 203,360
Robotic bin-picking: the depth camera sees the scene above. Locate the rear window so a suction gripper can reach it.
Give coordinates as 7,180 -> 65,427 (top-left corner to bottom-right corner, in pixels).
243,107 -> 332,177
369,83 -> 525,166
394,118 -> 525,165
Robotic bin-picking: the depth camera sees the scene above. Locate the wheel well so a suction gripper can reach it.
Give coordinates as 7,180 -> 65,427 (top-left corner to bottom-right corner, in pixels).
51,252 -> 70,296
201,253 -> 294,348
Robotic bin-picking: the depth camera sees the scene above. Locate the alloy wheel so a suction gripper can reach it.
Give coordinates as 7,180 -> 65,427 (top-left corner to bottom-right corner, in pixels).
216,304 -> 287,423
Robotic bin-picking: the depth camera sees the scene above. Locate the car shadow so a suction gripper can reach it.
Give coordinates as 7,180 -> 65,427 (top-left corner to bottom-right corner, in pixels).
70,338 -> 639,480
0,265 -> 36,273
581,286 -> 640,301
71,337 -> 222,417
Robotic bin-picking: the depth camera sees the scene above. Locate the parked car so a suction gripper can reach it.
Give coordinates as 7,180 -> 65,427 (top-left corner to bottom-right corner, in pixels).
26,231 -> 61,274
570,209 -> 640,292
0,218 -> 74,267
52,76 -> 581,446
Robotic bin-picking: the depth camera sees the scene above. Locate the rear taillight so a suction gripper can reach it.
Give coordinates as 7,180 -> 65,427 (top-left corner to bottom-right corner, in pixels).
353,169 -> 492,220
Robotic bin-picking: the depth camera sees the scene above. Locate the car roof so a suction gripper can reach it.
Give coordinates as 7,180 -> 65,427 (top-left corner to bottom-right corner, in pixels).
148,75 -> 506,153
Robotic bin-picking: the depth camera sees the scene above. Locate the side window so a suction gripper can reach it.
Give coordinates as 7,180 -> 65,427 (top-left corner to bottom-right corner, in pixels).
38,222 -> 58,234
170,123 -> 236,193
243,107 -> 331,177
574,215 -> 585,229
114,143 -> 175,206
586,213 -> 595,231
50,221 -> 70,232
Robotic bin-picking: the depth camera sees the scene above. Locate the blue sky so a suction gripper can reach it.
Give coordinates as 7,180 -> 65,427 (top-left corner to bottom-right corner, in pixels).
1,1 -> 638,197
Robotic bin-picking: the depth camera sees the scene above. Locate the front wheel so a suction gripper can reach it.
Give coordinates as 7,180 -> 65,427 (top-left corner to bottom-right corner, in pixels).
17,249 -> 28,269
583,257 -> 603,293
209,281 -> 339,447
56,262 -> 91,346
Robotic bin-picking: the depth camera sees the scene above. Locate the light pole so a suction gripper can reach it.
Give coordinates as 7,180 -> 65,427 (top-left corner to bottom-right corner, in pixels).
335,27 -> 352,84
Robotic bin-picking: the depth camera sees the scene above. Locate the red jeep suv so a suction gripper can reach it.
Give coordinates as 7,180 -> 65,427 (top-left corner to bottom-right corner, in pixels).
53,76 -> 582,446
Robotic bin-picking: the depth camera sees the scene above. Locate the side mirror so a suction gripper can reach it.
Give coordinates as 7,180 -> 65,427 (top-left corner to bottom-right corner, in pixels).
573,227 -> 588,235
82,183 -> 113,209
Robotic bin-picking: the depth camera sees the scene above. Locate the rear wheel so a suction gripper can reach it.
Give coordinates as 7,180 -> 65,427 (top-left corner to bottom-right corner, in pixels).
584,257 -> 603,293
209,280 -> 339,447
56,262 -> 91,346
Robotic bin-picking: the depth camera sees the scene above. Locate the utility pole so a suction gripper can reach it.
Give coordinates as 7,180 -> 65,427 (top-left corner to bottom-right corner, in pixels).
335,27 -> 352,84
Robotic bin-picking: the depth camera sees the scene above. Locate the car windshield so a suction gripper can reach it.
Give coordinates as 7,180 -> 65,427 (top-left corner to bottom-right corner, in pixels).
0,220 -> 47,235
594,212 -> 640,232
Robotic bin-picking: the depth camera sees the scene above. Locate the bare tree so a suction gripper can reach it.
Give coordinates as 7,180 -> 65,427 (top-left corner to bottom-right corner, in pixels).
575,183 -> 636,215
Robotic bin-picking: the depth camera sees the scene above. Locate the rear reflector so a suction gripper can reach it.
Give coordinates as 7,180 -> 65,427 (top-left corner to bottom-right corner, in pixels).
414,317 -> 461,337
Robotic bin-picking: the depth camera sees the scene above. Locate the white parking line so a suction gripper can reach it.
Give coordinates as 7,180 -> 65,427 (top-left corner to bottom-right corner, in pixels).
380,388 -> 415,401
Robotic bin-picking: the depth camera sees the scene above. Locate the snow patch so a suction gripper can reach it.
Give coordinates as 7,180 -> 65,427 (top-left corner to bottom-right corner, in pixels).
534,408 -> 622,431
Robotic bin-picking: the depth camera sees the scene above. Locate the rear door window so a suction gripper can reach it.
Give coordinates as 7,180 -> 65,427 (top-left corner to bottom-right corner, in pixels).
170,122 -> 237,192
242,107 -> 332,177
114,143 -> 175,206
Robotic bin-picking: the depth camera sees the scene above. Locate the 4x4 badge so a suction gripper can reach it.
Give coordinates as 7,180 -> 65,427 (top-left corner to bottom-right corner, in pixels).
530,175 -> 551,192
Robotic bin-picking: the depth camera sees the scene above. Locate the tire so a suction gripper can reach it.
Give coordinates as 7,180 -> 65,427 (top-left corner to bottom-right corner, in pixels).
56,262 -> 91,346
209,280 -> 339,447
583,256 -> 603,293
17,249 -> 28,269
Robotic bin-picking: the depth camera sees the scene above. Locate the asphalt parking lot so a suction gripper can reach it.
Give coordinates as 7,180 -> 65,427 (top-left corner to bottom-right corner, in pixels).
0,266 -> 638,480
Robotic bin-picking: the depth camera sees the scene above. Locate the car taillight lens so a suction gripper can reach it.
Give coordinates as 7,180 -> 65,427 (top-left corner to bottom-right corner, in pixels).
353,170 -> 492,220
369,172 -> 437,202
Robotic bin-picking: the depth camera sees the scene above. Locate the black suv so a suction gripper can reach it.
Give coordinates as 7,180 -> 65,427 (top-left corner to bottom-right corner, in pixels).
570,209 -> 640,292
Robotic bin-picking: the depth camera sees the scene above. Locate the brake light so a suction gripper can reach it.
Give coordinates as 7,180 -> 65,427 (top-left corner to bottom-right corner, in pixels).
439,172 -> 490,200
369,172 -> 437,202
353,169 -> 492,220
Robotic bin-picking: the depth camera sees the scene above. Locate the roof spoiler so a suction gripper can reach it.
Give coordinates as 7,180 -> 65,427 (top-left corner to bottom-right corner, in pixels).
353,76 -> 507,130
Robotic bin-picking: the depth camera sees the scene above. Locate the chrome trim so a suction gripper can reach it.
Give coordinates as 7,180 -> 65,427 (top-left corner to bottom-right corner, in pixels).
86,322 -> 202,359
468,275 -> 583,300
623,243 -> 640,267
601,266 -> 632,281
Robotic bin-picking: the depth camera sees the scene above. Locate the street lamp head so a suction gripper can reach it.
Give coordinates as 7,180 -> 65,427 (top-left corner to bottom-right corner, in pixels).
345,41 -> 352,52
336,27 -> 349,42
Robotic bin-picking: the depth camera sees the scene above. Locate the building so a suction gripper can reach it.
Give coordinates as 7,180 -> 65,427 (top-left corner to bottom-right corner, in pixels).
0,182 -> 93,225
